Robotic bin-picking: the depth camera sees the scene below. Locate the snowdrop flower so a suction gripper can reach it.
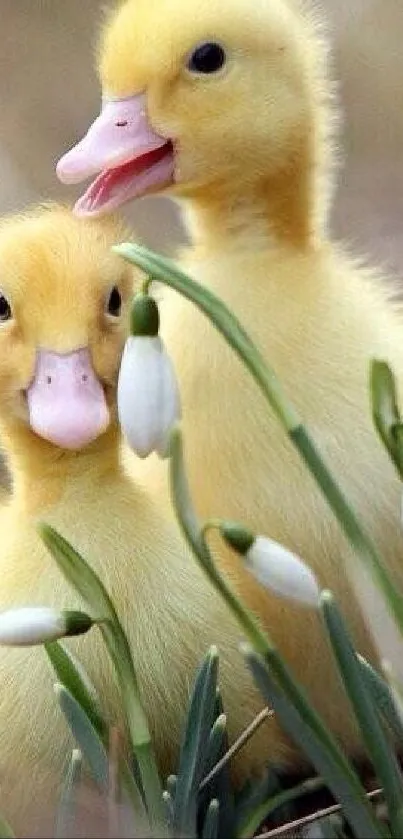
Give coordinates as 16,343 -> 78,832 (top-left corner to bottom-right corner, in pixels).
220,523 -> 321,608
0,607 -> 94,646
117,292 -> 181,458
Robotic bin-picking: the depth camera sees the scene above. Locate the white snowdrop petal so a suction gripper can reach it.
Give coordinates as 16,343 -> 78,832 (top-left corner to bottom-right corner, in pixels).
118,337 -> 162,457
245,536 -> 320,607
0,607 -> 66,646
117,335 -> 181,459
156,351 -> 182,458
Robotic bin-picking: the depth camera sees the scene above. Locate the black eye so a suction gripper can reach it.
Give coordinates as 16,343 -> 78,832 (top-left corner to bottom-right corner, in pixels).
187,42 -> 226,74
0,293 -> 12,323
106,286 -> 122,317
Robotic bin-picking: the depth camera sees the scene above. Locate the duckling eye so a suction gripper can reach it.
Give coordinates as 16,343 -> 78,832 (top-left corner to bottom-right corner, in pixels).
0,293 -> 12,323
187,42 -> 226,74
106,286 -> 122,317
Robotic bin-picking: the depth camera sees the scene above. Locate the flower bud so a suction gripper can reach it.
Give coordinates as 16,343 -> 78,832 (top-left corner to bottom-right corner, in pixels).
0,607 -> 94,646
117,333 -> 181,458
220,523 -> 320,608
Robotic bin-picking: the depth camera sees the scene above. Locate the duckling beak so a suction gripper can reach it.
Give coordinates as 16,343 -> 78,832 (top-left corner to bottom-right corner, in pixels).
26,348 -> 110,450
56,94 -> 174,217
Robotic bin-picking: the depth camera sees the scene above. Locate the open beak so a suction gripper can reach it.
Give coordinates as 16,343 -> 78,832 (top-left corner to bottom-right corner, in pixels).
56,94 -> 174,217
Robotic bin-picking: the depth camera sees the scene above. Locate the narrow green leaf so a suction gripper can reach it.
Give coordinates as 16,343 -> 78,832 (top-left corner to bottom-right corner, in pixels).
202,800 -> 220,839
55,683 -> 109,789
162,790 -> 174,825
39,523 -> 165,832
321,592 -> 403,838
204,714 -> 227,776
39,524 -> 116,622
370,360 -> 403,475
0,815 -> 14,838
358,655 -> 403,744
236,776 -> 323,839
244,647 -> 386,839
45,641 -> 106,739
172,646 -> 219,839
55,749 -> 82,838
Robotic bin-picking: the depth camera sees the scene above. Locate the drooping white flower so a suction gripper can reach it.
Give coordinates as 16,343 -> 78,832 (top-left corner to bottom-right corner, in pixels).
117,292 -> 181,458
220,523 -> 320,608
0,607 -> 94,646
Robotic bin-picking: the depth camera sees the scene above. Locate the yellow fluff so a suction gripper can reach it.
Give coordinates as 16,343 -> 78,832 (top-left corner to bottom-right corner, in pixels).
0,204 -> 299,834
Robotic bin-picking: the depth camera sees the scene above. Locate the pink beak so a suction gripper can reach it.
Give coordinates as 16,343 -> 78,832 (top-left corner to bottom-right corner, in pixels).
56,94 -> 174,216
27,348 -> 110,450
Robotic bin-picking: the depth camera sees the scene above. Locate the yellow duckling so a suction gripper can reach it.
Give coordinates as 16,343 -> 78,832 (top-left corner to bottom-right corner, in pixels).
56,0 -> 403,733
0,203 -> 295,834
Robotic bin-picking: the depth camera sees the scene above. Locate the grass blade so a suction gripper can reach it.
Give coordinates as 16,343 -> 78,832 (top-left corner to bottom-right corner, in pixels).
0,815 -> 14,838
39,524 -> 166,834
321,592 -> 403,837
172,646 -> 219,838
236,776 -> 323,839
202,800 -> 220,839
243,646 -> 387,839
45,640 -> 106,738
55,683 -> 109,789
55,749 -> 82,838
358,655 -> 403,744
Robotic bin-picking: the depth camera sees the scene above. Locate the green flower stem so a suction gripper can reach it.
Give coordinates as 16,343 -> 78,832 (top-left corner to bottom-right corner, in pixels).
168,426 -> 381,837
38,524 -> 166,835
114,242 -> 403,634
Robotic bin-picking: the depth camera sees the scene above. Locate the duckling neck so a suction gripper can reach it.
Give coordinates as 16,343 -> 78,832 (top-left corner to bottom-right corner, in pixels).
1,419 -> 121,512
180,148 -> 328,252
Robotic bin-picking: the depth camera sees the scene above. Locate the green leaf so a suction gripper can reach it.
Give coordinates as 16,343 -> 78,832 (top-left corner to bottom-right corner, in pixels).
243,646 -> 386,839
370,360 -> 403,475
55,749 -> 82,838
55,683 -> 109,789
204,714 -> 227,777
45,641 -> 106,739
0,815 -> 14,838
202,800 -> 220,839
39,523 -> 165,833
358,655 -> 403,744
200,706 -> 235,839
172,646 -> 219,839
39,524 -> 117,622
236,776 -> 323,839
321,592 -> 403,838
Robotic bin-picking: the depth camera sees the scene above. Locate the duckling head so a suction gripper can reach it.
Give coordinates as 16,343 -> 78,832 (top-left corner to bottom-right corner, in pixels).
57,0 -> 334,243
0,204 -> 134,466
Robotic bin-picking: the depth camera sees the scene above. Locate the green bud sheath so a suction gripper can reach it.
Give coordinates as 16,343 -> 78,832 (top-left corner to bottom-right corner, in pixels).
63,611 -> 94,637
130,292 -> 160,337
219,521 -> 255,556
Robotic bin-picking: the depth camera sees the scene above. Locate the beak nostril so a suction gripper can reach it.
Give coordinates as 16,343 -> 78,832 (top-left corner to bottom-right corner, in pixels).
116,121 -> 128,128
46,376 -> 52,385
82,374 -> 88,383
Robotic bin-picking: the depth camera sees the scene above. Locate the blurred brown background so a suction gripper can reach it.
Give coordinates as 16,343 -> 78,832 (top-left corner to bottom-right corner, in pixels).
0,0 -> 402,488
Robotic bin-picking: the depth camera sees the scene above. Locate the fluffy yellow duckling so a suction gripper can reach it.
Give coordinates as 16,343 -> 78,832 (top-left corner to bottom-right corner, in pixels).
0,203 -> 296,835
56,0 -> 403,724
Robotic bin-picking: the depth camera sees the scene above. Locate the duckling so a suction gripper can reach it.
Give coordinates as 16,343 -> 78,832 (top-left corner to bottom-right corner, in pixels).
56,0 -> 403,728
0,203 -> 297,835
